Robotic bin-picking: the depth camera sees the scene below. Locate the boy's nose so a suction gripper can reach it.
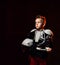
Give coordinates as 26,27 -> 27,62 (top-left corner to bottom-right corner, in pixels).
36,24 -> 38,26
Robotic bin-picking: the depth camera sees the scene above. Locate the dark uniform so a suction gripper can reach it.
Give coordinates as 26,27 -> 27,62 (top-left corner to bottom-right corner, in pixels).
22,29 -> 53,65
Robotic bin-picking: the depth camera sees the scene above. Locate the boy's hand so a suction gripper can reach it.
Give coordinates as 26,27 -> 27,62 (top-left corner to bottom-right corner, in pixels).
45,47 -> 52,52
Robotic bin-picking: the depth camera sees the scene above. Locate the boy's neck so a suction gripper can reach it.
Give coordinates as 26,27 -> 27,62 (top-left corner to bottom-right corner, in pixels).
36,28 -> 44,31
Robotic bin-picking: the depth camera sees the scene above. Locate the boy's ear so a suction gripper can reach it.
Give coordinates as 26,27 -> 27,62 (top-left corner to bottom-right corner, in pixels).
43,23 -> 45,27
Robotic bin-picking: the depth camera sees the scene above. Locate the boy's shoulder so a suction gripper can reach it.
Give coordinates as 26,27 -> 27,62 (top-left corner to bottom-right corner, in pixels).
30,29 -> 54,36
44,29 -> 53,36
30,29 -> 36,32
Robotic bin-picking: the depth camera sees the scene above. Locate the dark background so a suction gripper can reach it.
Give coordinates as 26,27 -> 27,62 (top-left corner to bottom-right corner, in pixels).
0,0 -> 60,65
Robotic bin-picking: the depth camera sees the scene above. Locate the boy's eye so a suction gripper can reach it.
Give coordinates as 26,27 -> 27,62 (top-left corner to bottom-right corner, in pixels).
35,21 -> 40,23
38,22 -> 40,23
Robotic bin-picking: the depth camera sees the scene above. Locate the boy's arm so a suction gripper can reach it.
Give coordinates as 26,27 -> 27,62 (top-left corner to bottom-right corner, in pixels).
21,29 -> 35,53
44,29 -> 54,52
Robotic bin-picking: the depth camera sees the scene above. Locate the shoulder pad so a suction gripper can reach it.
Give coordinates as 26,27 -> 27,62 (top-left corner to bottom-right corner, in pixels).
44,29 -> 53,36
30,29 -> 36,32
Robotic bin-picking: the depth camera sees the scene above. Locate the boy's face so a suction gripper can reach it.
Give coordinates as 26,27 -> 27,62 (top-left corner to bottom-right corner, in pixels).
35,18 -> 44,30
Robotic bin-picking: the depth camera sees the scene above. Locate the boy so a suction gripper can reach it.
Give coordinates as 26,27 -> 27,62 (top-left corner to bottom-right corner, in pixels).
22,15 -> 53,65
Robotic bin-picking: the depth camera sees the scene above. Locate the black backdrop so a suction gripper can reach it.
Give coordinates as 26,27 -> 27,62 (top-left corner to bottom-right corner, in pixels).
0,0 -> 60,65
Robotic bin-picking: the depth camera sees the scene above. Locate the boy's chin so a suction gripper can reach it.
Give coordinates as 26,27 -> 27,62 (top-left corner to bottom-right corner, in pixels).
36,27 -> 43,30
36,28 -> 41,30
